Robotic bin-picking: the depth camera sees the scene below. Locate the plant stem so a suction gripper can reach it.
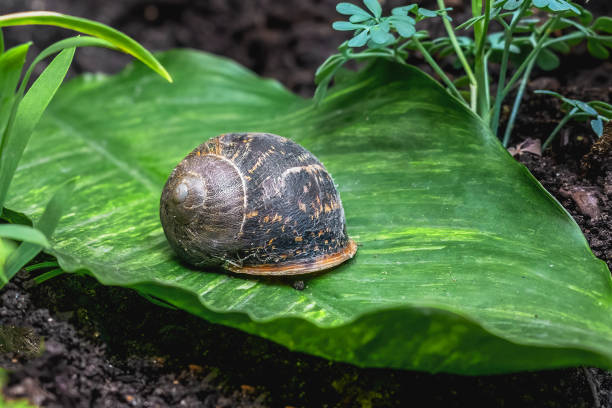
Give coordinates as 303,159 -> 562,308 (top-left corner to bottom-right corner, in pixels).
437,0 -> 477,112
473,0 -> 491,62
350,51 -> 395,59
397,38 -> 415,53
471,0 -> 483,48
542,108 -> 578,149
412,38 -> 466,105
490,3 -> 529,136
544,31 -> 584,47
501,17 -> 558,100
474,0 -> 491,118
483,50 -> 490,109
495,16 -> 510,31
544,32 -> 612,49
502,56 -> 535,147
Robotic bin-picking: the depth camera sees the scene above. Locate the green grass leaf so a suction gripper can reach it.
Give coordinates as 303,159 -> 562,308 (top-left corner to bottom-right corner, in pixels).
18,36 -> 117,98
0,224 -> 50,247
32,268 -> 64,285
456,15 -> 485,30
589,101 -> 612,118
7,50 -> 612,374
0,47 -> 75,212
534,89 -> 562,98
0,43 -> 30,146
24,260 -> 58,272
314,55 -> 346,105
3,179 -> 75,284
0,238 -> 16,283
0,11 -> 172,83
314,54 -> 345,85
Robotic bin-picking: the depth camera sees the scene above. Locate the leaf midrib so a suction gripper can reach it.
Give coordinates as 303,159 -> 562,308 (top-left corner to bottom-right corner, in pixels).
47,112 -> 160,195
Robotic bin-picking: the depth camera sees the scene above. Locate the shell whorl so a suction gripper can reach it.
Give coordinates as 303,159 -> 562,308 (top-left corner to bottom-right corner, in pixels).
160,148 -> 245,267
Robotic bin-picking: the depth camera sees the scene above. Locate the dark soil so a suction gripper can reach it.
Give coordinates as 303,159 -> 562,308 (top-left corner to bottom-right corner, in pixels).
1,0 -> 611,407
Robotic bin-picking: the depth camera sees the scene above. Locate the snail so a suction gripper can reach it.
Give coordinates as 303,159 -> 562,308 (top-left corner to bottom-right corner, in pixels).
160,132 -> 357,275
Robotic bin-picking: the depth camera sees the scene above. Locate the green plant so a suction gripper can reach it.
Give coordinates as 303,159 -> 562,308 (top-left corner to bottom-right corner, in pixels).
534,90 -> 612,148
1,6 -> 610,376
0,11 -> 171,287
317,0 -> 612,147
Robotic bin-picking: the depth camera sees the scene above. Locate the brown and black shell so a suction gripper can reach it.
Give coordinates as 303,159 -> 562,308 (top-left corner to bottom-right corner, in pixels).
160,132 -> 357,275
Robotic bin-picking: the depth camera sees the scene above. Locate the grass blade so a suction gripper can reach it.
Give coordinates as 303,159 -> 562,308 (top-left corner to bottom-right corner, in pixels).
0,208 -> 32,226
24,260 -> 59,272
0,47 -> 75,212
0,43 -> 29,99
590,101 -> 612,118
0,11 -> 172,83
18,36 -> 117,97
2,179 -> 76,284
32,268 -> 64,285
0,224 -> 50,247
0,43 -> 30,146
0,237 -> 16,284
136,291 -> 179,310
35,179 -> 77,237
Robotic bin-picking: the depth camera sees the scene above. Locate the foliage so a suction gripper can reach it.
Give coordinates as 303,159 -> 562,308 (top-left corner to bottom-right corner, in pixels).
0,11 -> 170,287
7,50 -> 611,374
332,2 -> 446,47
319,0 -> 612,148
534,90 -> 612,148
0,4 -> 610,376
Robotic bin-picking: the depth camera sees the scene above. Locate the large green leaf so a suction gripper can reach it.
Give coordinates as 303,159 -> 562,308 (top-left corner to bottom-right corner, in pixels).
6,50 -> 612,374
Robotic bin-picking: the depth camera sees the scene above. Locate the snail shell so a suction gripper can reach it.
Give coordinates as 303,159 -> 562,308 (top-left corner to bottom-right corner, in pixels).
160,132 -> 357,275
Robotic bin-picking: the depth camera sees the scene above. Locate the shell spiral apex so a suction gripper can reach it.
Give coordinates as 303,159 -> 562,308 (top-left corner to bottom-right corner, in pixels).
160,132 -> 357,276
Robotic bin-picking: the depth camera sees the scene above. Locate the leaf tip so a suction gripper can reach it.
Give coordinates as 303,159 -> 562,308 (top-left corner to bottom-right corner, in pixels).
149,61 -> 173,83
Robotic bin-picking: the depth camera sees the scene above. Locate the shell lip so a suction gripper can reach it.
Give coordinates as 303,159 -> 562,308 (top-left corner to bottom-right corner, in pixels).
226,239 -> 358,276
